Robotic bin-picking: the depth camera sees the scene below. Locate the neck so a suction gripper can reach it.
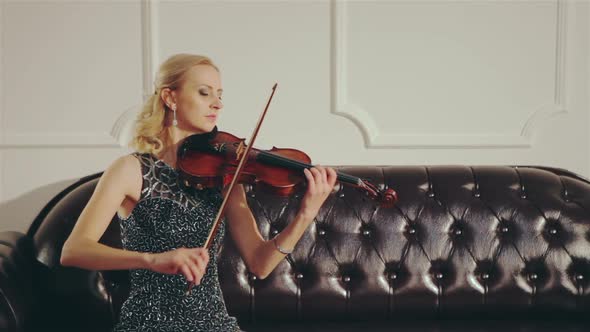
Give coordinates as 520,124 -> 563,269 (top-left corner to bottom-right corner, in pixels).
158,125 -> 202,168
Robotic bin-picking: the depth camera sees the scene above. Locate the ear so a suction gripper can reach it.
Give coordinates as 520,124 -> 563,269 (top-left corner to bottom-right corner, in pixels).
161,87 -> 176,108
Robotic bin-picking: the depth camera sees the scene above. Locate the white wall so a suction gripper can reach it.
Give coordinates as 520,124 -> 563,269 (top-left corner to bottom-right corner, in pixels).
1,0 -> 588,233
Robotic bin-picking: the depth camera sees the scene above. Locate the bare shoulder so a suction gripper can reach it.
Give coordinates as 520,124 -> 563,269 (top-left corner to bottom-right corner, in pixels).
63,154 -> 143,245
99,153 -> 142,201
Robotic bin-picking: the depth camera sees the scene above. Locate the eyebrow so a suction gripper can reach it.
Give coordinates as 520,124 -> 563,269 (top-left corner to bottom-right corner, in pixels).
199,84 -> 223,93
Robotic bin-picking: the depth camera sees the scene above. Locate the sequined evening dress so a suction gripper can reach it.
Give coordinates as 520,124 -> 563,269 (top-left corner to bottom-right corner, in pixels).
112,152 -> 242,332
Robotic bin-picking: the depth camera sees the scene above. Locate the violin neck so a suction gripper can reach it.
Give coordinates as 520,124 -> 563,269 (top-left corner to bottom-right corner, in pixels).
258,151 -> 361,186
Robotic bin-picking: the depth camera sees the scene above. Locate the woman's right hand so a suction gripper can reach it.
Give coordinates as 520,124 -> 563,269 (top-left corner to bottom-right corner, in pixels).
148,247 -> 209,285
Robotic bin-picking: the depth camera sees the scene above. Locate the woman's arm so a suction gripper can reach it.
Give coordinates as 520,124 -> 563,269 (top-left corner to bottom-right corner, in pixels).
60,155 -> 209,284
225,166 -> 337,279
60,155 -> 150,270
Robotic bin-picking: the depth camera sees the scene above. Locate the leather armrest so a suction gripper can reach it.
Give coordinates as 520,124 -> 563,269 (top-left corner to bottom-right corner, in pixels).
0,231 -> 35,332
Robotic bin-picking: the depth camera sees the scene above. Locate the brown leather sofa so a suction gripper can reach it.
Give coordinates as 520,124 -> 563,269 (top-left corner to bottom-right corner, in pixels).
1,165 -> 590,331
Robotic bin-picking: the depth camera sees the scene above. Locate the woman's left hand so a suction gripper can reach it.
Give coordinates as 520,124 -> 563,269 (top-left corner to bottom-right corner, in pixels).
299,166 -> 338,221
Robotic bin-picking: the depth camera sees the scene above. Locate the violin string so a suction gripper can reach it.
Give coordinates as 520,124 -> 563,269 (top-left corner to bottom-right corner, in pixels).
256,150 -> 361,185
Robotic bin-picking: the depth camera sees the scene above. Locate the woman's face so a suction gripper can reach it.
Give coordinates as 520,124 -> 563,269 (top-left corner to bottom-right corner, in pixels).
168,64 -> 223,134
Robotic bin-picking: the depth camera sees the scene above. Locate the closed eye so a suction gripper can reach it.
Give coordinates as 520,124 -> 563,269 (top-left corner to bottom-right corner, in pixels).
199,88 -> 222,100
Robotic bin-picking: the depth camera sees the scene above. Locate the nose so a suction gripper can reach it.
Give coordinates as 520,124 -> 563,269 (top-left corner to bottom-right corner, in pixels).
212,98 -> 223,110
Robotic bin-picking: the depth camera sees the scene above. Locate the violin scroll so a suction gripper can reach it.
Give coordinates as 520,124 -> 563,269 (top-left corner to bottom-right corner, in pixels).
358,180 -> 398,208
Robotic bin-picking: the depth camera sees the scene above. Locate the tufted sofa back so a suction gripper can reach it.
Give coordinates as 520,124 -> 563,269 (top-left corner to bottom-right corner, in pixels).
28,165 -> 590,330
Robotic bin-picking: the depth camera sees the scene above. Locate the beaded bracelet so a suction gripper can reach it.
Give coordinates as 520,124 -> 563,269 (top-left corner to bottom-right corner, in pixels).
273,237 -> 293,255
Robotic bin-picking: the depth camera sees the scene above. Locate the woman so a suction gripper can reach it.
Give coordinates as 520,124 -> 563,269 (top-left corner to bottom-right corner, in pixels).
60,53 -> 337,331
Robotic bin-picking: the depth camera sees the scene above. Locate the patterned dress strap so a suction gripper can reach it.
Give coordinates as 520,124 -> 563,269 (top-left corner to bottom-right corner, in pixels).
129,152 -> 152,202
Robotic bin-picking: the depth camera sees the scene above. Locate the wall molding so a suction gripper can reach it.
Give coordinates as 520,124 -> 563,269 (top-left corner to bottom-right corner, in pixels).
331,0 -> 568,148
1,133 -> 118,147
141,0 -> 159,102
0,1 -> 158,148
0,1 -> 4,201
0,1 -> 3,144
0,1 -> 572,149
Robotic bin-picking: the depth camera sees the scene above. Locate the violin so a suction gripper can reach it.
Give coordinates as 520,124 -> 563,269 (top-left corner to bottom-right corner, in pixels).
180,83 -> 397,295
176,126 -> 398,207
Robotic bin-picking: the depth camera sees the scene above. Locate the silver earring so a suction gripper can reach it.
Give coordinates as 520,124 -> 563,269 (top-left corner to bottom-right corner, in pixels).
172,106 -> 178,127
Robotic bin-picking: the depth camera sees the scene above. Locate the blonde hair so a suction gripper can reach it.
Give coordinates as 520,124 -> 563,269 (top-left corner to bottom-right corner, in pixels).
129,54 -> 219,155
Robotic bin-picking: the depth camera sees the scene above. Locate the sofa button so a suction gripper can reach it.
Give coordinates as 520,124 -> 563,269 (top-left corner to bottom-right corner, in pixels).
567,258 -> 590,287
543,220 -> 568,246
522,258 -> 549,287
429,259 -> 454,286
386,263 -> 409,287
449,222 -> 467,244
405,224 -> 422,242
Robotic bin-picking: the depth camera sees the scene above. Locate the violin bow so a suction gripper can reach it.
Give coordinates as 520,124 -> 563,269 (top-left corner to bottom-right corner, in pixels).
185,83 -> 278,295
